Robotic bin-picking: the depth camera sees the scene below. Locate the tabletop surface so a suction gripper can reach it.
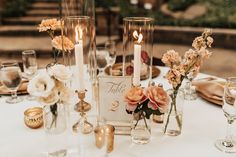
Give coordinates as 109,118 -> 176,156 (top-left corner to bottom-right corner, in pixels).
0,66 -> 235,157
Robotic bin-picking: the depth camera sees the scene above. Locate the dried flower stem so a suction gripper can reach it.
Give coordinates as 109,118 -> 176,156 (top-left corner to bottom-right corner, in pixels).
164,88 -> 181,133
48,103 -> 58,129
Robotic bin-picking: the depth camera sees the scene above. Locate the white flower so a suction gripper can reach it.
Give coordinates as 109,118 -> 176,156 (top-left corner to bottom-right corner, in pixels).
28,72 -> 55,97
38,88 -> 60,105
50,64 -> 72,82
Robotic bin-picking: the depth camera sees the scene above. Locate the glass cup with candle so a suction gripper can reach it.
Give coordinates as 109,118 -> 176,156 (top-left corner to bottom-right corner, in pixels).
123,17 -> 154,86
63,16 -> 91,92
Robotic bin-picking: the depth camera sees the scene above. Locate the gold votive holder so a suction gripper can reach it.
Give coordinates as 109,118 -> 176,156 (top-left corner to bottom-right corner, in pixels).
94,124 -> 115,153
106,124 -> 115,153
24,107 -> 43,129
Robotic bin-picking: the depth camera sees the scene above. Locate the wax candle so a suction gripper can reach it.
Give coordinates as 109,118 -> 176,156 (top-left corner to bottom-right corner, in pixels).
75,28 -> 85,91
133,30 -> 143,86
133,44 -> 141,86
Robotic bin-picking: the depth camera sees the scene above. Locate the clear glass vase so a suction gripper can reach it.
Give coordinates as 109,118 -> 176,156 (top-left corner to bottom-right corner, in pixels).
43,103 -> 67,134
163,89 -> 184,136
131,111 -> 151,144
123,17 -> 154,85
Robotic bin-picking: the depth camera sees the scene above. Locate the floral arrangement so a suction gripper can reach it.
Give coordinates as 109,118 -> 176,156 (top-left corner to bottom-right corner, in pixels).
124,85 -> 170,129
28,64 -> 73,128
161,29 -> 214,133
38,18 -> 74,63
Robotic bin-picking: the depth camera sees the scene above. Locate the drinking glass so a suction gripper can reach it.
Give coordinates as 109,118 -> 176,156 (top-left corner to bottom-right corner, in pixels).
22,50 -> 38,100
96,47 -> 108,76
105,40 -> 116,76
215,77 -> 236,153
22,50 -> 38,79
0,61 -> 23,104
184,72 -> 197,100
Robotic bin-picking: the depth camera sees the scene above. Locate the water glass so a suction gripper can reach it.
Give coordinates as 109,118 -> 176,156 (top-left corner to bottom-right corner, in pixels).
184,72 -> 197,100
105,40 -> 116,75
215,77 -> 236,153
96,47 -> 108,76
22,50 -> 38,100
0,61 -> 23,104
22,50 -> 38,79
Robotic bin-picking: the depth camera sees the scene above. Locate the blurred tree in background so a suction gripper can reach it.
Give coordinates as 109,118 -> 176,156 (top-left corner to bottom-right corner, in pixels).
2,0 -> 32,17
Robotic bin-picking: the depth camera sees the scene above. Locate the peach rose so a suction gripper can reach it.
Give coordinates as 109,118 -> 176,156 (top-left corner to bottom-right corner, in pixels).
124,86 -> 147,112
146,86 -> 170,113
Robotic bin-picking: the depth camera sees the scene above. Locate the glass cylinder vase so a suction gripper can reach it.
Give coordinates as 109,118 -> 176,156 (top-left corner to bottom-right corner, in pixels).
61,0 -> 96,70
123,17 -> 154,86
163,89 -> 184,136
43,103 -> 67,134
63,16 -> 91,91
131,111 -> 151,144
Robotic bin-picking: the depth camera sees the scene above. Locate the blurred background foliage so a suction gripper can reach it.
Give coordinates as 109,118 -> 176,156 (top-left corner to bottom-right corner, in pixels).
119,0 -> 236,28
2,0 -> 33,17
1,0 -> 236,28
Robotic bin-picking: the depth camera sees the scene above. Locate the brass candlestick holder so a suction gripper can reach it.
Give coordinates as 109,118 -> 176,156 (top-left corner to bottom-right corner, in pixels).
72,90 -> 93,134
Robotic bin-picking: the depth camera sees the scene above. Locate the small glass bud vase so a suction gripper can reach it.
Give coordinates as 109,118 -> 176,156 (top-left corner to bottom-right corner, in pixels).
163,89 -> 184,136
131,111 -> 151,144
43,103 -> 67,134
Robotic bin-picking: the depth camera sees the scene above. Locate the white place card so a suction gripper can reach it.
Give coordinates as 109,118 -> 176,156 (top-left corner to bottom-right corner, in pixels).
98,76 -> 132,134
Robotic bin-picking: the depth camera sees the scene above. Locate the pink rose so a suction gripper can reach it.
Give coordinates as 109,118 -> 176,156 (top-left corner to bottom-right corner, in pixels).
141,50 -> 150,64
126,65 -> 134,75
146,86 -> 170,113
124,86 -> 147,112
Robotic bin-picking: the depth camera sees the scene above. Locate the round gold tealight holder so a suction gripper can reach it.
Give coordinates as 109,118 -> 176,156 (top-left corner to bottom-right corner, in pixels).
24,107 -> 43,129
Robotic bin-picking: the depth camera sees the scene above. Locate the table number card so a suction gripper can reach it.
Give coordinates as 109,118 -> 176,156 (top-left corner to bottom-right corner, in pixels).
98,76 -> 132,135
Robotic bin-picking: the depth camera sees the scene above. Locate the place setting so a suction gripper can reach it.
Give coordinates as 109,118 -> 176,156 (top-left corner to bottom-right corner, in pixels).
0,0 -> 236,157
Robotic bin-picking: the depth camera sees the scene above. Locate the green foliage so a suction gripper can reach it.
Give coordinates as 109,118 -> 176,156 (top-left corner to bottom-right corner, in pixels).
95,0 -> 117,8
2,0 -> 32,17
119,0 -> 236,28
168,0 -> 196,11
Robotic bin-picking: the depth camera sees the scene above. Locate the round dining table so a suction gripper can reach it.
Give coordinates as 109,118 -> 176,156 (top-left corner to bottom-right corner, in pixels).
0,66 -> 235,157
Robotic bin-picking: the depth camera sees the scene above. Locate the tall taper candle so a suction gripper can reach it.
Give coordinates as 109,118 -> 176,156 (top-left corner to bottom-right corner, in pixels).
75,40 -> 85,91
133,44 -> 141,86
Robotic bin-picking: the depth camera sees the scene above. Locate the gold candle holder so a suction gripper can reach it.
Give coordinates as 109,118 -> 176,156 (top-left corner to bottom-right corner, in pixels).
72,90 -> 93,134
94,124 -> 115,153
24,107 -> 43,129
74,90 -> 91,113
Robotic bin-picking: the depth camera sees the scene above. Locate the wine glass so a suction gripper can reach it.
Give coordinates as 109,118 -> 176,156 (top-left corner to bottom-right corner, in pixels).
0,61 -> 23,104
22,50 -> 38,100
184,71 -> 198,100
105,40 -> 116,76
96,47 -> 108,76
215,77 -> 236,153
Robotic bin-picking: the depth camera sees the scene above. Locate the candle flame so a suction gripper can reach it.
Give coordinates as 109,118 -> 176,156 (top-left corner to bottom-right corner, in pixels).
133,30 -> 143,44
75,25 -> 83,43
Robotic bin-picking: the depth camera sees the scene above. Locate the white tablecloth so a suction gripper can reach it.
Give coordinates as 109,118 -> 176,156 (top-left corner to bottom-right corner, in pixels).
0,66 -> 235,157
